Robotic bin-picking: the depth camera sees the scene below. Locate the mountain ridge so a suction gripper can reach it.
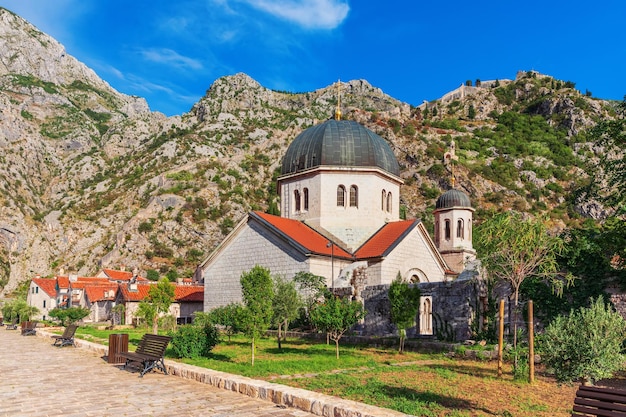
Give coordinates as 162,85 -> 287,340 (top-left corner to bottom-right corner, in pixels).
0,7 -> 619,295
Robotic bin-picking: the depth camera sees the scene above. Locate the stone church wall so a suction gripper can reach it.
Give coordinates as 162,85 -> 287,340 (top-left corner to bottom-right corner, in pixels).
359,280 -> 478,342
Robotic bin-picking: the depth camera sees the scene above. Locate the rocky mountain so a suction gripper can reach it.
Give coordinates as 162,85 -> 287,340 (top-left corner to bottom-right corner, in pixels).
0,7 -> 620,294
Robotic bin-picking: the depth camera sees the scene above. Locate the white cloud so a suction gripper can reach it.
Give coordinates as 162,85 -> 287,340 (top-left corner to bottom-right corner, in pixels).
139,48 -> 204,71
241,0 -> 350,30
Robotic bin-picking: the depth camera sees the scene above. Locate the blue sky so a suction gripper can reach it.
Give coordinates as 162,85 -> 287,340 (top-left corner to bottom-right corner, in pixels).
2,1 -> 625,116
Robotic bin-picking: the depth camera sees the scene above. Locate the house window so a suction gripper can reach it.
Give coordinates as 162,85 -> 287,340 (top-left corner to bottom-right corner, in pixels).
36,287 -> 39,294
294,190 -> 301,212
337,185 -> 346,207
386,192 -> 392,212
349,185 -> 358,207
303,188 -> 309,211
381,190 -> 386,211
445,219 -> 451,240
457,219 -> 464,239
43,300 -> 46,308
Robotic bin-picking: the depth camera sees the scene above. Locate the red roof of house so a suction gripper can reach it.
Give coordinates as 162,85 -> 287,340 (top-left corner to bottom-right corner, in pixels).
56,276 -> 112,289
118,283 -> 153,302
118,283 -> 203,303
32,277 -> 58,297
84,285 -> 119,302
175,286 -> 204,302
102,269 -> 134,280
354,219 -> 419,259
253,211 -> 353,259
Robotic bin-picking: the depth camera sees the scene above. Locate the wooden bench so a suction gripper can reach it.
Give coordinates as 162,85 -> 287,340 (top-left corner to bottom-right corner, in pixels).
118,334 -> 171,377
52,324 -> 78,347
572,384 -> 626,416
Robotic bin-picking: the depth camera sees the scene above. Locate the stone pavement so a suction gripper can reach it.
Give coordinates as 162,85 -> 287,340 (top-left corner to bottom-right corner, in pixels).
0,327 -> 409,417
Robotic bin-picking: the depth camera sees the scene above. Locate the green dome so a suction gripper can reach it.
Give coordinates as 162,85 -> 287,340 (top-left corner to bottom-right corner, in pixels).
280,120 -> 400,177
435,188 -> 472,209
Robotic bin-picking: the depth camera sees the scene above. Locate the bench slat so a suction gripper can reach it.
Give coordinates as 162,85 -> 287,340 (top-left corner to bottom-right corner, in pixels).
120,334 -> 171,377
573,385 -> 626,417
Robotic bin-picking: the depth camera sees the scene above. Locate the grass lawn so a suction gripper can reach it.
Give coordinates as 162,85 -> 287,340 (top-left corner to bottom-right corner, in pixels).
74,327 -> 580,416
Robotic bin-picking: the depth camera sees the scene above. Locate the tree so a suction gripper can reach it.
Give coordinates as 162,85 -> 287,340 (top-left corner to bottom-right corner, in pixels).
272,276 -> 302,350
139,278 -> 175,334
49,306 -> 90,325
240,265 -> 274,366
206,303 -> 244,342
474,211 -> 567,370
309,290 -> 365,359
541,296 -> 626,385
293,271 -> 326,328
2,299 -> 39,323
388,274 -> 421,353
146,269 -> 160,281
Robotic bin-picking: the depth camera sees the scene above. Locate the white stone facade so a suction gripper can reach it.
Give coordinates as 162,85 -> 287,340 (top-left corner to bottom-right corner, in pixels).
279,167 -> 401,251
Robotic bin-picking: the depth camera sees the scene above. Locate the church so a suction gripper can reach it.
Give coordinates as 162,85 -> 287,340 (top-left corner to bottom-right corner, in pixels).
199,110 -> 477,339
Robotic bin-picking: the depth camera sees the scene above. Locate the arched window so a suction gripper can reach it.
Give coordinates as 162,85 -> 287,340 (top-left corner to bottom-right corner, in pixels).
381,190 -> 386,211
337,185 -> 346,207
349,185 -> 358,207
457,219 -> 464,238
386,192 -> 392,212
303,188 -> 309,211
444,219 -> 451,240
294,190 -> 301,212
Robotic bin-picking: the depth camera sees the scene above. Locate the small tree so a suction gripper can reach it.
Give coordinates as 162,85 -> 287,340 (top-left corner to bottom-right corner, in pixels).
205,303 -> 243,342
272,276 -> 302,350
138,278 -> 175,334
474,211 -> 567,371
388,274 -> 421,353
309,290 -> 365,359
2,299 -> 39,323
49,306 -> 90,325
240,265 -> 274,366
293,271 -> 326,328
541,297 -> 626,385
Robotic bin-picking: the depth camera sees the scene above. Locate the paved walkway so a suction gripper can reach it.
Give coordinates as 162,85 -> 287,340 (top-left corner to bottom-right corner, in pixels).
0,328 -> 314,417
0,327 -> 408,417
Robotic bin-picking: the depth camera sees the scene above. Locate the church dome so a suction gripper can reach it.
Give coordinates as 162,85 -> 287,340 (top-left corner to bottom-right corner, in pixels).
435,188 -> 471,209
280,119 -> 400,177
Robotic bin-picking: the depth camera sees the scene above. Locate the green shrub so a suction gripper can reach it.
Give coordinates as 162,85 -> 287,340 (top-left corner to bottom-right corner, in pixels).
540,296 -> 626,384
169,324 -> 220,358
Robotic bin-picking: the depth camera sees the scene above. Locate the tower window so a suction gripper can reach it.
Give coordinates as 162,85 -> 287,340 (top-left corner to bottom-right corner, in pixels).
349,185 -> 358,207
294,190 -> 301,212
303,188 -> 309,211
381,190 -> 386,211
445,219 -> 451,240
457,219 -> 464,239
337,185 -> 346,207
386,192 -> 392,212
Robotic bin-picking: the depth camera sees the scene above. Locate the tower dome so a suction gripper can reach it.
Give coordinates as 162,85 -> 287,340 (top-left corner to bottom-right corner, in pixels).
280,119 -> 400,177
435,188 -> 471,210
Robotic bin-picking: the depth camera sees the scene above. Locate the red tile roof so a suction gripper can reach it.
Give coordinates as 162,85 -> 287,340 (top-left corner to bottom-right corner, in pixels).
175,286 -> 204,302
253,211 -> 353,259
102,269 -> 134,280
118,283 -> 153,302
32,278 -> 57,297
84,285 -> 119,302
118,283 -> 203,303
354,220 -> 419,259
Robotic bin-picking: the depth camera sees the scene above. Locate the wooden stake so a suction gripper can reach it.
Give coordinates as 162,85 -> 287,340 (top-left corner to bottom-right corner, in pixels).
528,300 -> 535,383
498,299 -> 504,378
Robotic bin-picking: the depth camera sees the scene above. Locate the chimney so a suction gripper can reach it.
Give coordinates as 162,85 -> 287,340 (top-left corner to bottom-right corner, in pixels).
59,267 -> 65,276
120,265 -> 126,272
